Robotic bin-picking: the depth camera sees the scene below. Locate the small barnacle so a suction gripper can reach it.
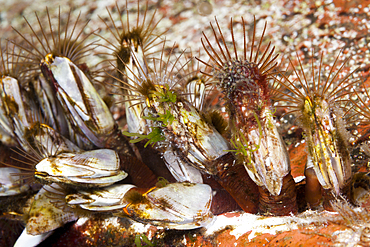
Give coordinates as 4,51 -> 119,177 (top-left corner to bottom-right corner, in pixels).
1,121 -> 76,188
65,184 -> 136,212
178,49 -> 214,112
35,148 -> 127,187
350,172 -> 370,207
199,17 -> 296,215
0,41 -> 36,149
273,50 -> 359,197
98,0 -> 167,135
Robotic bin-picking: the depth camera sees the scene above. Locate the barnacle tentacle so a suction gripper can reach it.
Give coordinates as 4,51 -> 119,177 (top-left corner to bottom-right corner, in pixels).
11,7 -> 97,69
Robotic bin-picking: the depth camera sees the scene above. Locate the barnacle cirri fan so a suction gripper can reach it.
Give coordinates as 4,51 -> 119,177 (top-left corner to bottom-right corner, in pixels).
272,50 -> 360,195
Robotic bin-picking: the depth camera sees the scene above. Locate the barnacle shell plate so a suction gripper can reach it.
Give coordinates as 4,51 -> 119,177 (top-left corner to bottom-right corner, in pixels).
167,101 -> 229,174
126,182 -> 213,230
0,77 -> 17,136
125,45 -> 149,135
26,184 -> 78,235
0,76 -> 31,149
43,55 -> 115,147
1,76 -> 29,129
35,149 -> 127,186
245,108 -> 290,196
33,124 -> 82,156
163,149 -> 203,183
0,167 -> 29,196
179,105 -> 229,160
66,184 -> 136,211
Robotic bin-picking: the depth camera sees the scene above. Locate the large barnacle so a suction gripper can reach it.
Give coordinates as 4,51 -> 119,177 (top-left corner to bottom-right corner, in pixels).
273,50 -> 359,199
113,42 -> 230,174
199,17 -> 296,215
11,7 -> 133,154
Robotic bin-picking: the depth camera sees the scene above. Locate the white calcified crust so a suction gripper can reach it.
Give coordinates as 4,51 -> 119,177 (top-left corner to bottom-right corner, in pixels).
32,74 -> 67,135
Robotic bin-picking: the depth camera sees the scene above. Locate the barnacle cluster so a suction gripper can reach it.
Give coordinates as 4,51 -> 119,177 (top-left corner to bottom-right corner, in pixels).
1,0 -> 370,246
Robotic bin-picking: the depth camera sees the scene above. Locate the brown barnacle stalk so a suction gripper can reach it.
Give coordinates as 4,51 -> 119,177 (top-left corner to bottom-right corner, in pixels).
272,49 -> 359,208
198,17 -> 296,215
